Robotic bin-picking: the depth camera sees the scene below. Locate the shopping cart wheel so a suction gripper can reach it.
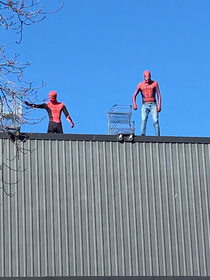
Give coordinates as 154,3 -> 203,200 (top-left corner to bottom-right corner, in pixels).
117,132 -> 134,142
117,132 -> 124,142
127,134 -> 134,142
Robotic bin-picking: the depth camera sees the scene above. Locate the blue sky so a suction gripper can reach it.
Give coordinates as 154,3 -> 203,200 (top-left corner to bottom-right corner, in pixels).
3,0 -> 210,137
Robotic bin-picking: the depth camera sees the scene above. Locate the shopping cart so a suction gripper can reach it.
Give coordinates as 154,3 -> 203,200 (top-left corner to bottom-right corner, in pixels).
107,104 -> 135,141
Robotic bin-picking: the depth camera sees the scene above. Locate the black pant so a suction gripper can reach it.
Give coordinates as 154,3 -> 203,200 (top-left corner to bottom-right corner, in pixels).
47,121 -> 63,133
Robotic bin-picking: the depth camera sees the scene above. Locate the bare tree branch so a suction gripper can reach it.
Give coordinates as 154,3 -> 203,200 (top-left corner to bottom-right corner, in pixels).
0,1 -> 64,197
0,0 -> 64,42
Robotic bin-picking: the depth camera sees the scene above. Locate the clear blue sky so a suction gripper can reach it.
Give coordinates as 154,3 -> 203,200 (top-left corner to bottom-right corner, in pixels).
4,0 -> 210,137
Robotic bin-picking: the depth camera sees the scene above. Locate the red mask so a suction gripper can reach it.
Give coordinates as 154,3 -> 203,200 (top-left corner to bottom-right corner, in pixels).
143,70 -> 151,82
49,91 -> 57,102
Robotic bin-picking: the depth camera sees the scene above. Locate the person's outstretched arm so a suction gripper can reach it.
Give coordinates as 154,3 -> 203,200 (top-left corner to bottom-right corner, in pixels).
24,101 -> 46,109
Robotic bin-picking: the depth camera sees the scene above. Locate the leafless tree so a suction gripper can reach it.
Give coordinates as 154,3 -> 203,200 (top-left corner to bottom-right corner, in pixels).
0,0 -> 64,197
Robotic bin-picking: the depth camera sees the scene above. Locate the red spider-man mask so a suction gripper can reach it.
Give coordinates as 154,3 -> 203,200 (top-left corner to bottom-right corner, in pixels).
49,91 -> 57,102
143,70 -> 151,83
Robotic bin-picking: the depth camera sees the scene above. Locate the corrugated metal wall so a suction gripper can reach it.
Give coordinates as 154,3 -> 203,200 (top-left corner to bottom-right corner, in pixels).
0,134 -> 210,277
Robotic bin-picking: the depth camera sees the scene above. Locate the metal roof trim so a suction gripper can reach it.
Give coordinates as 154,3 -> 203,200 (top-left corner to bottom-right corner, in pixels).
0,132 -> 210,144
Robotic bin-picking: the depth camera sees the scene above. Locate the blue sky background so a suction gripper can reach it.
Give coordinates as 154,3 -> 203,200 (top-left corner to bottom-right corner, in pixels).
3,0 -> 210,137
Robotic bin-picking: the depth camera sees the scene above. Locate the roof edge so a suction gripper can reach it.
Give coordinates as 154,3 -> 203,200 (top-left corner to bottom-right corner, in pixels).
0,132 -> 210,144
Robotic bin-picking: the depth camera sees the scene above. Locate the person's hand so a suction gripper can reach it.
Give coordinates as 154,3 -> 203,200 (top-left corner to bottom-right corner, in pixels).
157,106 -> 161,112
133,104 -> 138,110
67,115 -> 74,128
24,101 -> 29,106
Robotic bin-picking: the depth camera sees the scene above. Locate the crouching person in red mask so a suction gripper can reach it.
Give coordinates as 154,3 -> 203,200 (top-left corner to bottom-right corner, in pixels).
25,90 -> 74,133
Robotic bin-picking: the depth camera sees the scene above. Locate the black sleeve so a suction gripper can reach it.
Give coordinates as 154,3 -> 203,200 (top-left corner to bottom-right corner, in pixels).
62,105 -> 69,117
35,103 -> 47,109
26,102 -> 46,109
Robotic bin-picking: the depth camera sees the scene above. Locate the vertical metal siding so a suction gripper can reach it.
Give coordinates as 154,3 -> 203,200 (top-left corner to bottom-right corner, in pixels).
0,138 -> 210,277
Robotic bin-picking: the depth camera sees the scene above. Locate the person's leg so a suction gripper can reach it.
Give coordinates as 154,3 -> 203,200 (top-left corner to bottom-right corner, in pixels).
141,104 -> 150,135
47,121 -> 58,133
55,122 -> 63,133
47,121 -> 54,133
151,104 -> 160,136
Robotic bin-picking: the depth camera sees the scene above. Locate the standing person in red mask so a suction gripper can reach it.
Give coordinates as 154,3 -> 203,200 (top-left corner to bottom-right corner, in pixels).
132,70 -> 161,136
25,90 -> 74,133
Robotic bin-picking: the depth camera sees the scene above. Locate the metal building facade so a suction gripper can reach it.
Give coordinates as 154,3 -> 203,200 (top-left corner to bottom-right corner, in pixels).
0,133 -> 210,277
